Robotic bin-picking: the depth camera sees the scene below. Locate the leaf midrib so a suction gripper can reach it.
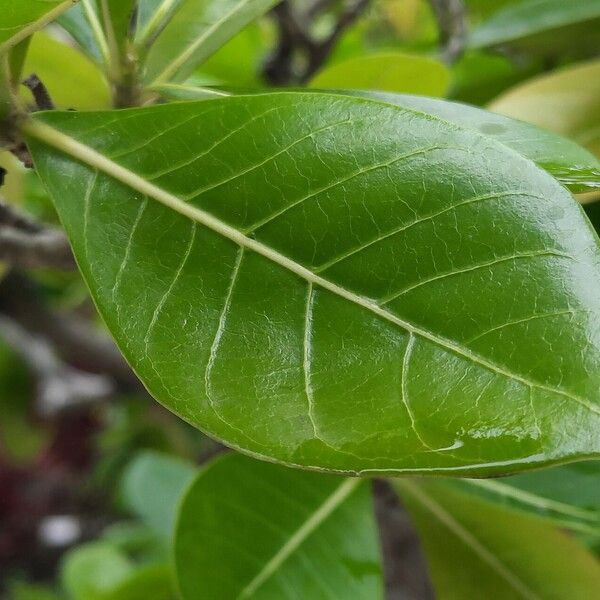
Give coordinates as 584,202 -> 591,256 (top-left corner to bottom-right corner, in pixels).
151,0 -> 262,85
238,477 -> 361,598
24,117 -> 600,419
397,480 -> 541,600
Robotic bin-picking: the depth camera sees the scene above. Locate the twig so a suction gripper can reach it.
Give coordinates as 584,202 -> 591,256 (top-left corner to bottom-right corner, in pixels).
0,198 -> 76,270
22,74 -> 55,111
0,271 -> 142,392
302,0 -> 371,82
263,0 -> 372,85
428,0 -> 467,64
0,314 -> 114,416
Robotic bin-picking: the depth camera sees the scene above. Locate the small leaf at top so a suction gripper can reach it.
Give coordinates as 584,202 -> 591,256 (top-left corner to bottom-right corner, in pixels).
143,0 -> 278,85
0,0 -> 79,54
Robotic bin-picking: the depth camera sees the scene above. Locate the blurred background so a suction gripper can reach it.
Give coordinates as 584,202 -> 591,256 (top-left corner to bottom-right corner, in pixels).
1,1 -> 599,598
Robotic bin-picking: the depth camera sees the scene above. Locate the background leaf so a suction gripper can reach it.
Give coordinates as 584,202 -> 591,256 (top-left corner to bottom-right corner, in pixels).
0,0 -> 78,53
21,32 -> 110,110
396,479 -> 600,599
470,0 -> 600,56
26,93 -> 600,476
174,453 -> 382,600
454,461 -> 600,535
61,543 -> 134,600
120,450 -> 196,539
310,53 -> 450,97
58,0 -> 109,64
489,58 -> 600,158
144,0 -> 278,85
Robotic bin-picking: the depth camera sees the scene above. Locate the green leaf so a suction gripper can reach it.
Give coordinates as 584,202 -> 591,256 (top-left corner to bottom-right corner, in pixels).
22,32 -> 110,110
61,541 -> 173,600
470,0 -> 600,54
144,0 -> 278,85
106,564 -> 173,600
455,461 -> 600,535
135,0 -> 182,47
352,90 -> 600,191
25,92 -> 600,476
8,38 -> 31,87
173,453 -> 382,599
0,0 -> 79,54
310,52 -> 450,97
489,58 -> 600,158
58,0 -> 109,65
120,450 -> 196,538
396,479 -> 600,599
9,582 -> 61,600
61,543 -> 134,600
99,0 -> 135,51
144,87 -> 600,191
449,51 -> 539,107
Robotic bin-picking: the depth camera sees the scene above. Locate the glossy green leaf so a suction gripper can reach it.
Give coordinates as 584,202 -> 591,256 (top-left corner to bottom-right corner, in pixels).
310,53 -> 450,97
146,87 -> 600,191
174,453 -> 382,599
489,58 -> 600,158
22,33 -> 110,110
455,461 -> 600,535
25,92 -> 600,476
0,0 -> 79,54
396,479 -> 600,599
350,91 -> 600,191
144,0 -> 278,85
470,0 -> 600,54
120,450 -> 196,538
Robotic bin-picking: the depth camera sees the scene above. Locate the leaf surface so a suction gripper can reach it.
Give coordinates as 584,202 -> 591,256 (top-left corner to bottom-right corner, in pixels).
350,91 -> 600,191
144,0 -> 278,85
0,0 -> 78,54
25,92 -> 600,475
173,453 -> 382,600
396,479 -> 600,599
151,87 -> 600,191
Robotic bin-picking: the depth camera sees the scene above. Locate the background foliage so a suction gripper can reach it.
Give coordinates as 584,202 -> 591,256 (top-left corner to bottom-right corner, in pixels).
1,1 -> 600,598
